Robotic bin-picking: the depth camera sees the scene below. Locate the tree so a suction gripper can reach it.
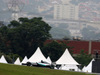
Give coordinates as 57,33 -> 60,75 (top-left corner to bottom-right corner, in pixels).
0,26 -> 10,54
42,40 -> 73,62
74,49 -> 92,69
0,17 -> 52,58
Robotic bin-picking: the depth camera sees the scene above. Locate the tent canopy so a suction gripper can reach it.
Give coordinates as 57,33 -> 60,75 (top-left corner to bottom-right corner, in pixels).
21,56 -> 28,64
56,48 -> 79,65
14,57 -> 21,65
28,47 -> 49,63
0,55 -> 8,64
47,56 -> 52,64
82,59 -> 94,72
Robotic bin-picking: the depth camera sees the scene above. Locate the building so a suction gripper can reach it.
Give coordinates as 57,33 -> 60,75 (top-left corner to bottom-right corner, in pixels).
45,39 -> 100,55
54,0 -> 79,20
61,0 -> 71,4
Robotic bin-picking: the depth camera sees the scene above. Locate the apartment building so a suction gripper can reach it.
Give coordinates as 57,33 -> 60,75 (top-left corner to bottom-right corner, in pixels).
54,0 -> 79,20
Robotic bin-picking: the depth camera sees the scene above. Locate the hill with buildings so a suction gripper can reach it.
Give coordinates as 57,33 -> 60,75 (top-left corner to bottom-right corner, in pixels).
0,0 -> 100,40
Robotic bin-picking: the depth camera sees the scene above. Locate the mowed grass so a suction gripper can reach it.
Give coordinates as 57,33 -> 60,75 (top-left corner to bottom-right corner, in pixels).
0,63 -> 95,75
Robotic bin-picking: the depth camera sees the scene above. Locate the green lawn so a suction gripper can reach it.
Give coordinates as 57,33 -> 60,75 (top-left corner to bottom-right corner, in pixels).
0,63 -> 95,75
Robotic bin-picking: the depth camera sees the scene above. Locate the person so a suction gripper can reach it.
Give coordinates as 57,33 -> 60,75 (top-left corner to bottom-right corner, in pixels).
95,51 -> 98,61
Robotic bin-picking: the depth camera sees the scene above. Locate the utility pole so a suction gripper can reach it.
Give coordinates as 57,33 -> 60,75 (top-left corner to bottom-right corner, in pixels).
7,0 -> 25,20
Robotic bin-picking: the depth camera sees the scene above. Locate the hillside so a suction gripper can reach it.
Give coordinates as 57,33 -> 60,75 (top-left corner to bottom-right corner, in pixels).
0,63 -> 95,75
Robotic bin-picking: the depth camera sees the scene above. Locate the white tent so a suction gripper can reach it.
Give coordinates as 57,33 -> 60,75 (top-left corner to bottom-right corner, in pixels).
21,56 -> 28,64
14,57 -> 21,65
56,48 -> 80,71
82,66 -> 87,72
0,55 -> 8,64
28,47 -> 49,63
47,56 -> 52,64
82,59 -> 94,73
56,48 -> 79,65
60,64 -> 80,71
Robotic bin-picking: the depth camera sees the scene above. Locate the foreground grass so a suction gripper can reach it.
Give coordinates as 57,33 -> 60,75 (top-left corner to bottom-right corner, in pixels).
0,63 -> 95,75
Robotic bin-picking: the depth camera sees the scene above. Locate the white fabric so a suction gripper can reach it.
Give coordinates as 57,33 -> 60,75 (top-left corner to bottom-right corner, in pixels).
82,66 -> 87,72
60,64 -> 81,71
14,57 -> 21,65
82,59 -> 94,73
47,56 -> 52,64
56,48 -> 79,65
21,56 -> 28,64
0,55 -> 8,64
28,47 -> 49,63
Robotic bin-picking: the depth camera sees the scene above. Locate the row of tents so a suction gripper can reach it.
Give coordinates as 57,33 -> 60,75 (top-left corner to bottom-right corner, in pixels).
0,55 -> 52,65
0,47 -> 93,72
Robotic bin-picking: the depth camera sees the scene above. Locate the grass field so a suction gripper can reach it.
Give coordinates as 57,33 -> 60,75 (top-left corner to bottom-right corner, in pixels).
0,63 -> 96,75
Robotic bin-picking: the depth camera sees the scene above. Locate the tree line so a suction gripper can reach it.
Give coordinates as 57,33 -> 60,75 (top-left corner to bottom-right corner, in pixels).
0,17 -> 92,68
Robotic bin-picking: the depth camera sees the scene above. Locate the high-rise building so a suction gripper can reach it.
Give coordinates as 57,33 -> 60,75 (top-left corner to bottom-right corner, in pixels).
54,0 -> 79,20
61,0 -> 71,4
